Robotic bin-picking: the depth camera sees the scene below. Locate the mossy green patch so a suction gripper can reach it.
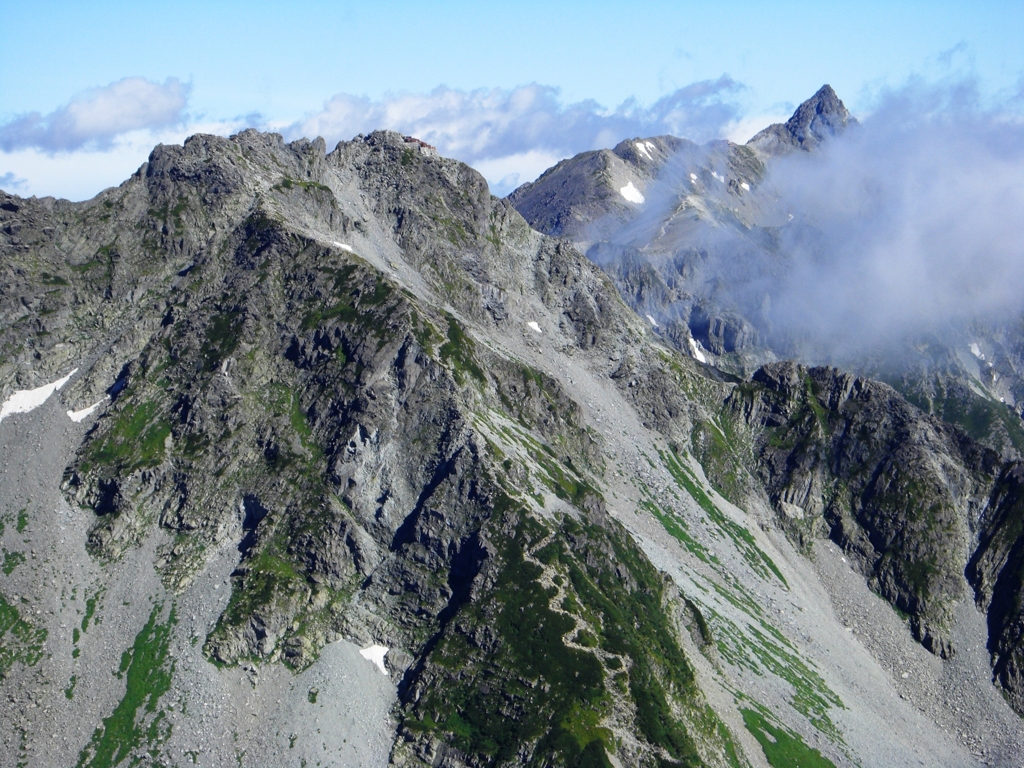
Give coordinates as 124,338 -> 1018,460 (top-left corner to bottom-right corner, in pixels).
0,593 -> 47,678
201,311 -> 244,372
40,271 -> 69,286
82,590 -> 102,633
275,177 -> 332,194
76,603 -> 176,768
641,499 -> 716,566
86,401 -> 170,471
690,417 -> 747,505
700,593 -> 844,745
438,315 -> 485,385
2,550 -> 26,575
661,449 -> 786,587
741,708 -> 836,768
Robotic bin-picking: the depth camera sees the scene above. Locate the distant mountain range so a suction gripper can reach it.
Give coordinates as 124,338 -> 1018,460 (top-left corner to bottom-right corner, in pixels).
0,87 -> 1021,767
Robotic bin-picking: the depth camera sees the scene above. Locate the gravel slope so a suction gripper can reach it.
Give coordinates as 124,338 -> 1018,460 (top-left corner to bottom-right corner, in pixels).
0,389 -> 396,767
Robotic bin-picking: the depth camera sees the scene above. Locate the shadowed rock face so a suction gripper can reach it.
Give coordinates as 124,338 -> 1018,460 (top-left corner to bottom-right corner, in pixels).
968,463 -> 1024,714
702,358 -> 1024,709
727,362 -> 999,658
747,84 -> 857,155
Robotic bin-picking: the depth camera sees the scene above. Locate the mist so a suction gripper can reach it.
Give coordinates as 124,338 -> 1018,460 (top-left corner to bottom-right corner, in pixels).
600,80 -> 1024,363
761,80 -> 1024,357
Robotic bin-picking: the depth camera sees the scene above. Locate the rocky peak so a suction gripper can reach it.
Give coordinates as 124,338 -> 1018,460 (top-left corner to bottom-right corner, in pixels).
748,84 -> 857,155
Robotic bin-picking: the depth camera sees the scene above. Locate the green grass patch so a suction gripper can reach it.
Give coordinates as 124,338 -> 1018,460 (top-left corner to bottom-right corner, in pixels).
275,177 -> 332,194
82,590 -> 101,633
200,311 -> 244,372
438,315 -> 485,385
86,401 -> 170,472
701,595 -> 845,744
76,604 -> 176,768
2,550 -> 26,575
661,449 -> 787,587
40,271 -> 69,286
641,499 -> 716,566
0,593 -> 47,678
16,508 -> 28,533
741,708 -> 836,768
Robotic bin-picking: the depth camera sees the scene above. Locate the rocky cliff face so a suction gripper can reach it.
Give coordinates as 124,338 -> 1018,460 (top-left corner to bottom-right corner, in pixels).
726,363 -> 997,656
968,462 -> 1024,714
746,85 -> 857,155
1,130 -> 753,767
3,123 -> 1024,768
685,358 -> 1024,714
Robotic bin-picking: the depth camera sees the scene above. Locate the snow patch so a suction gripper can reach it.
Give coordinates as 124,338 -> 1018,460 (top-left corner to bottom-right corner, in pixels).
527,321 -> 542,334
688,337 -> 707,364
689,173 -> 698,184
740,181 -> 750,191
619,182 -> 644,204
332,241 -> 355,253
67,397 -> 107,423
645,313 -> 659,329
711,171 -> 725,183
970,343 -> 983,359
1,369 -> 78,423
359,645 -> 389,675
634,142 -> 652,160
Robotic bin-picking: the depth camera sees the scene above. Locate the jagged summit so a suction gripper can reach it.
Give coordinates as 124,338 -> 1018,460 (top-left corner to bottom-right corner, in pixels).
748,83 -> 857,155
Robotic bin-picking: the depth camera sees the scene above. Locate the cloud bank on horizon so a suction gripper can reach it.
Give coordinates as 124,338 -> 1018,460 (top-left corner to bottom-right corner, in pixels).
0,77 -> 190,154
289,77 -> 744,193
0,76 -> 745,199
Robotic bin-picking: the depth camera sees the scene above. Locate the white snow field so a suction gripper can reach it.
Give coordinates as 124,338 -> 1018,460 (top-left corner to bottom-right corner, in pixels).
0,368 -> 78,423
619,181 -> 645,204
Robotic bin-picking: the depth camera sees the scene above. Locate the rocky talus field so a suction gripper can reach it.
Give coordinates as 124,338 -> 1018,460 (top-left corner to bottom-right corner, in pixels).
1,121 -> 1023,767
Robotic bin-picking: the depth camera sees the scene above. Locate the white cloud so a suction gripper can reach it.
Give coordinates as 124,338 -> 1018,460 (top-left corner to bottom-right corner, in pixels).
0,119 -> 250,201
0,77 -> 190,153
723,112 -> 793,144
290,79 -> 743,193
764,82 -> 1024,350
471,149 -> 565,195
628,77 -> 1024,359
0,171 -> 26,192
3,77 -> 745,200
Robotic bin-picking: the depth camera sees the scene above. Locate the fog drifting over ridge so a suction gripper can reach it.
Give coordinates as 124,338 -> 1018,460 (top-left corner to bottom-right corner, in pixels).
762,81 -> 1024,356
605,80 -> 1024,360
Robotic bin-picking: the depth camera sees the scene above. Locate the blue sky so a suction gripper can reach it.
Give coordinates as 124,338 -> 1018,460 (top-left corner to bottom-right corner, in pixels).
2,1 -> 1022,200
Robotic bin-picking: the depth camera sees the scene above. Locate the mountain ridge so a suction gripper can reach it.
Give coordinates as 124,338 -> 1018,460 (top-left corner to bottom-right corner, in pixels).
747,84 -> 857,155
0,117 -> 1022,767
